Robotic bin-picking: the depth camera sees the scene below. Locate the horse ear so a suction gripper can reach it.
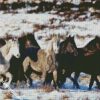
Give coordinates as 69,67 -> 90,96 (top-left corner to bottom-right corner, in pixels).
5,39 -> 12,44
5,40 -> 7,44
12,37 -> 18,41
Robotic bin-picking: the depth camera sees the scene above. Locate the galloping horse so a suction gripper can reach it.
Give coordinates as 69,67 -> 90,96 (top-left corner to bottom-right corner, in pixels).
23,35 -> 61,88
0,39 -> 20,88
57,36 -> 100,90
9,34 -> 40,85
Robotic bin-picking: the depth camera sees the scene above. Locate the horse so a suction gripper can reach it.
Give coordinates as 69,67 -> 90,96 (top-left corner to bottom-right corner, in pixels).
23,34 -> 61,88
57,36 -> 100,90
93,0 -> 100,10
0,39 -> 20,88
9,34 -> 40,87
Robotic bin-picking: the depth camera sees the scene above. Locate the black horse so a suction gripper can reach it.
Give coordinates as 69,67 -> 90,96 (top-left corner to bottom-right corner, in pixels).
9,34 -> 40,86
93,0 -> 100,10
57,36 -> 100,90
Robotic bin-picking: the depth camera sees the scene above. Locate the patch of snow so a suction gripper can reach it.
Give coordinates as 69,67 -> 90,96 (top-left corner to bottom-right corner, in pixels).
74,35 -> 95,48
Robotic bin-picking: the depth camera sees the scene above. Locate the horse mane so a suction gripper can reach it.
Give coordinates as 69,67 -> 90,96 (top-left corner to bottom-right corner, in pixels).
0,41 -> 11,57
59,36 -> 76,54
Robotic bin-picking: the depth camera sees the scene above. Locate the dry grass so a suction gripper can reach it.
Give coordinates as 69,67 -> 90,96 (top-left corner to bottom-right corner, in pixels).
42,85 -> 54,92
3,91 -> 12,100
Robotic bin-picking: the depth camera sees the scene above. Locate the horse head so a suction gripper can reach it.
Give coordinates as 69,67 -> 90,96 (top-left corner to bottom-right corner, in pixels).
50,35 -> 61,54
45,34 -> 64,54
7,39 -> 20,58
60,36 -> 78,56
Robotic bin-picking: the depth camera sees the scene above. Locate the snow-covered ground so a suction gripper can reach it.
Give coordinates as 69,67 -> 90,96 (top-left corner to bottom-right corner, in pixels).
0,9 -> 100,38
0,9 -> 100,47
0,73 -> 100,100
1,88 -> 100,100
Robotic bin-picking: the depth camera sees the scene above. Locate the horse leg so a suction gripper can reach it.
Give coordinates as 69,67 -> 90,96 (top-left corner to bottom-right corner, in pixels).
53,70 -> 58,89
25,67 -> 33,87
88,75 -> 95,90
23,57 -> 32,87
73,72 -> 80,89
69,76 -> 80,89
0,74 -> 6,86
95,76 -> 100,89
62,69 -> 80,89
66,71 -> 80,89
44,71 -> 53,84
57,67 -> 65,87
4,72 -> 12,88
23,57 -> 30,73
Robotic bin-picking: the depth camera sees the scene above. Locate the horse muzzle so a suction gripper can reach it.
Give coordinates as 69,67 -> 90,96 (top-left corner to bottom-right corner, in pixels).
16,54 -> 20,58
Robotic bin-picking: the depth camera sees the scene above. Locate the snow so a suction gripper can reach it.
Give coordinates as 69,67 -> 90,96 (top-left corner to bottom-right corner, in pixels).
0,11 -> 99,38
74,35 -> 95,48
0,13 -> 100,48
1,88 -> 100,100
0,10 -> 99,48
0,13 -> 60,38
0,72 -> 98,100
0,10 -> 100,39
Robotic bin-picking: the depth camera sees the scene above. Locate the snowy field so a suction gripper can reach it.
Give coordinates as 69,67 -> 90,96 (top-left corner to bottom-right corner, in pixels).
0,6 -> 100,100
0,9 -> 100,38
0,9 -> 100,48
0,73 -> 100,100
1,89 -> 100,100
1,77 -> 100,100
1,88 -> 100,100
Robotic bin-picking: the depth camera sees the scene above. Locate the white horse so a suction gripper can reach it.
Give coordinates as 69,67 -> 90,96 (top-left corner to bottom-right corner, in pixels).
0,39 -> 20,88
23,34 -> 63,88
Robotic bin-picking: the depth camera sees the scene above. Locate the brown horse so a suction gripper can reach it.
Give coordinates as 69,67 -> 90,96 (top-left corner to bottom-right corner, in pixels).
23,35 -> 61,88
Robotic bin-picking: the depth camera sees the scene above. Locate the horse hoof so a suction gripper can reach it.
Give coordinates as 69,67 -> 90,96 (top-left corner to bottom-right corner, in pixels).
3,83 -> 9,89
77,86 -> 80,89
76,84 -> 80,89
0,82 -> 3,86
88,87 -> 92,91
56,86 -> 60,91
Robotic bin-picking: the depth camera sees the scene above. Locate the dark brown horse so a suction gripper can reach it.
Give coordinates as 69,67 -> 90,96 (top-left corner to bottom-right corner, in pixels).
57,36 -> 100,90
9,34 -> 40,86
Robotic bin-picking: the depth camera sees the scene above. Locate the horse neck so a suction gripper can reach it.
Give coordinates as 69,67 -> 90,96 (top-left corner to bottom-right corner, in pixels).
45,40 -> 54,56
0,43 -> 12,62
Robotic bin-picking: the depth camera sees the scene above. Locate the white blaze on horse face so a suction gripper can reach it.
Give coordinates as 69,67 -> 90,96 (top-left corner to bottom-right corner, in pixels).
51,36 -> 60,54
53,39 -> 60,54
10,41 -> 20,58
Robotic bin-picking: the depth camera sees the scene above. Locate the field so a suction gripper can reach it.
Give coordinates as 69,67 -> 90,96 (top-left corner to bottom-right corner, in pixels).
0,73 -> 100,100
